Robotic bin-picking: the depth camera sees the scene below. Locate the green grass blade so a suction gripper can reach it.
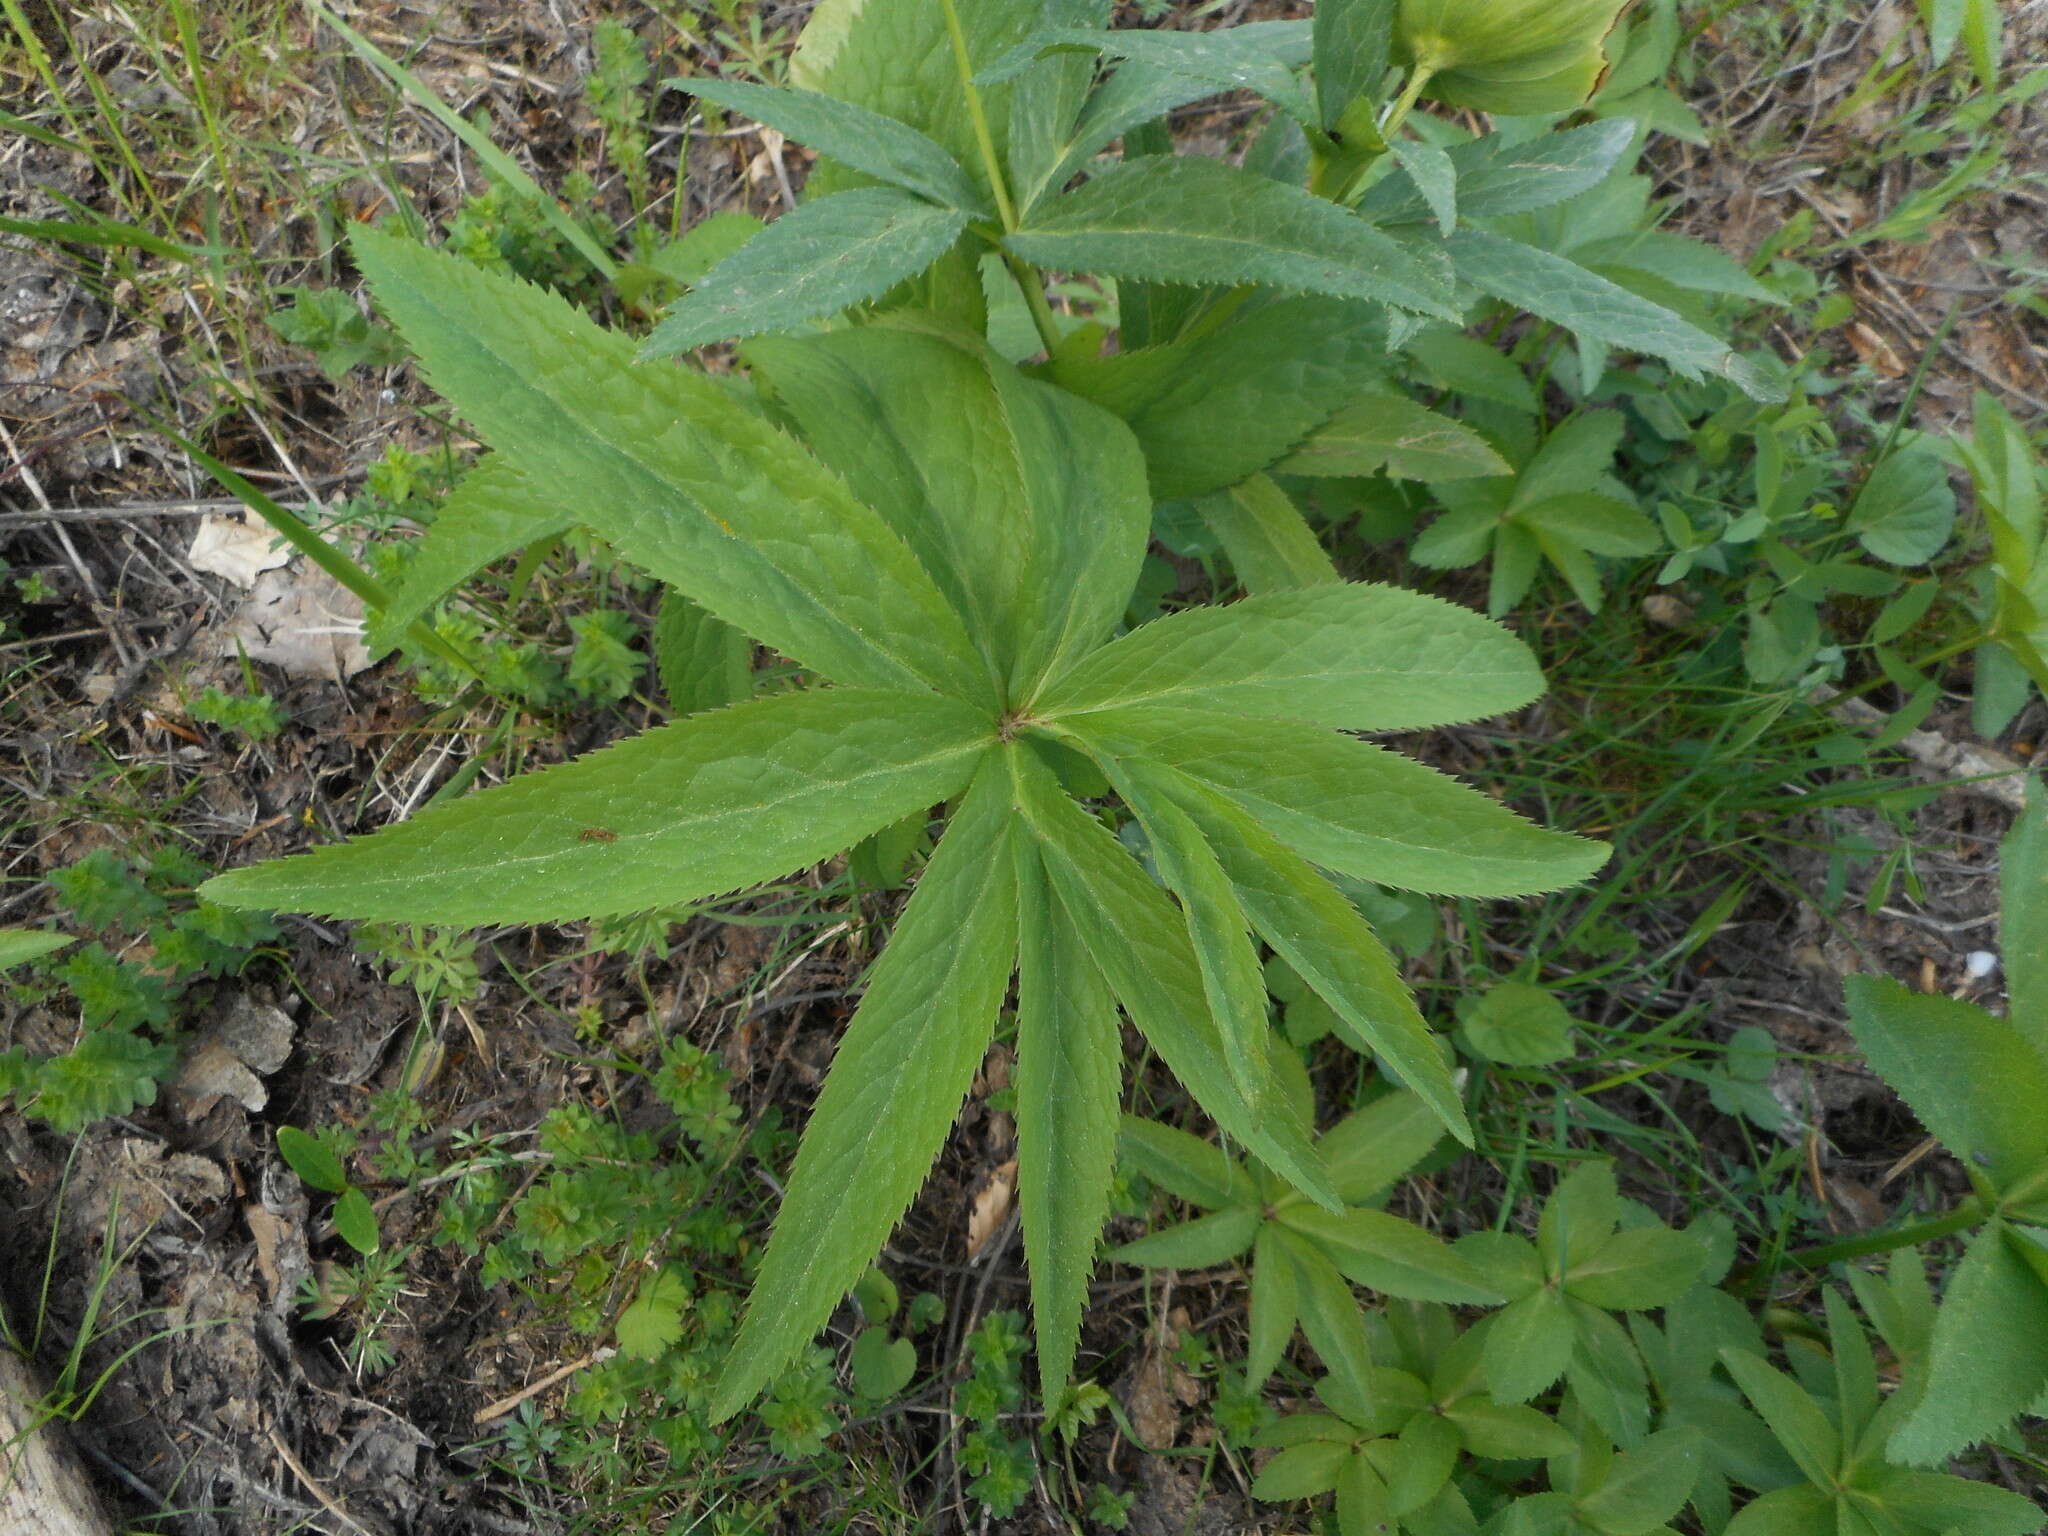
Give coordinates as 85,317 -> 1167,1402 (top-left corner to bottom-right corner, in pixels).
0,213 -> 196,262
313,2 -> 616,279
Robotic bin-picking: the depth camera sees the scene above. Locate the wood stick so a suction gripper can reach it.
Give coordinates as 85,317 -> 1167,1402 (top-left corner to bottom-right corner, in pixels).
0,1332 -> 117,1536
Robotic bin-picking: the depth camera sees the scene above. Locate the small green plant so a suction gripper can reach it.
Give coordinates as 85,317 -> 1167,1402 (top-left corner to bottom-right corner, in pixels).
957,1309 -> 1035,1517
1716,1288 -> 2039,1536
269,285 -> 407,379
203,211 -> 1609,1422
187,684 -> 286,743
1115,1079 -> 1504,1396
188,646 -> 288,744
277,1124 -> 380,1256
585,19 -> 655,233
2,849 -> 275,1131
1413,410 -> 1659,617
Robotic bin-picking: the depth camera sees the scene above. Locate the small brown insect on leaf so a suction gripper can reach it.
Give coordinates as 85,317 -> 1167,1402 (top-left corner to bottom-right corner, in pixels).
577,827 -> 618,843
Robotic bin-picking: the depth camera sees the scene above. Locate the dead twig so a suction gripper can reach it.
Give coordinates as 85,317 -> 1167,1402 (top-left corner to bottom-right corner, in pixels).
472,1347 -> 616,1425
265,1427 -> 380,1536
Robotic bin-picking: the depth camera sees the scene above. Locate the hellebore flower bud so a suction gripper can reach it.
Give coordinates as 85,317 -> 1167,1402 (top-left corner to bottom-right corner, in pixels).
1393,0 -> 1635,115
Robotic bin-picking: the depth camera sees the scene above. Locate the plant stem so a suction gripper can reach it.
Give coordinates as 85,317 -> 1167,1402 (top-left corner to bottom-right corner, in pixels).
1005,253 -> 1065,358
1379,64 -> 1437,143
938,0 -> 1064,356
938,0 -> 1018,232
1731,1198 -> 1986,1291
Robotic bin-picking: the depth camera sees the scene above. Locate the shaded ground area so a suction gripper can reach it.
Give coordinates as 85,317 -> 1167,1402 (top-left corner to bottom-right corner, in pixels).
3,1 -> 2045,1532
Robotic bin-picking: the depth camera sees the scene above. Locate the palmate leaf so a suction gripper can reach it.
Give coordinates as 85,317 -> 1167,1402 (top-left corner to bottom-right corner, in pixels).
712,759 -> 1021,1420
642,188 -> 973,355
1069,705 -> 1609,898
1716,1348 -> 1842,1488
1110,1205 -> 1262,1269
347,227 -> 990,703
746,317 -> 1149,693
1012,22 -> 1314,214
1317,1090 -> 1448,1204
1387,138 -> 1457,237
1000,1 -> 1103,213
1275,392 -> 1510,482
1006,157 -> 1460,320
1117,1115 -> 1256,1210
1032,582 -> 1546,731
1011,835 -> 1122,1406
653,589 -> 753,717
1278,1228 -> 1380,1420
1313,0 -> 1395,128
1873,1467 -> 2045,1535
786,0 -> 1041,187
1006,744 -> 1339,1209
1280,1205 -> 1504,1303
674,77 -> 987,212
1247,1224 -> 1302,1389
1361,121 -> 1636,226
203,690 -> 994,924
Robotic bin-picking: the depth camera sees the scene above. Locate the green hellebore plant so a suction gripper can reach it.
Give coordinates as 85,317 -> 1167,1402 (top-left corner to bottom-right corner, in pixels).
1393,0 -> 1636,115
202,223 -> 1608,1419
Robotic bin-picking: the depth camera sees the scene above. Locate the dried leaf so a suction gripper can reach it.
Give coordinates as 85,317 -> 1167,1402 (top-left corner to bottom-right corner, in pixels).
967,1156 -> 1017,1259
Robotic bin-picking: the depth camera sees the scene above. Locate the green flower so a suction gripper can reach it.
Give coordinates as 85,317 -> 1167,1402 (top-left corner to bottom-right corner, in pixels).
1395,0 -> 1634,114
